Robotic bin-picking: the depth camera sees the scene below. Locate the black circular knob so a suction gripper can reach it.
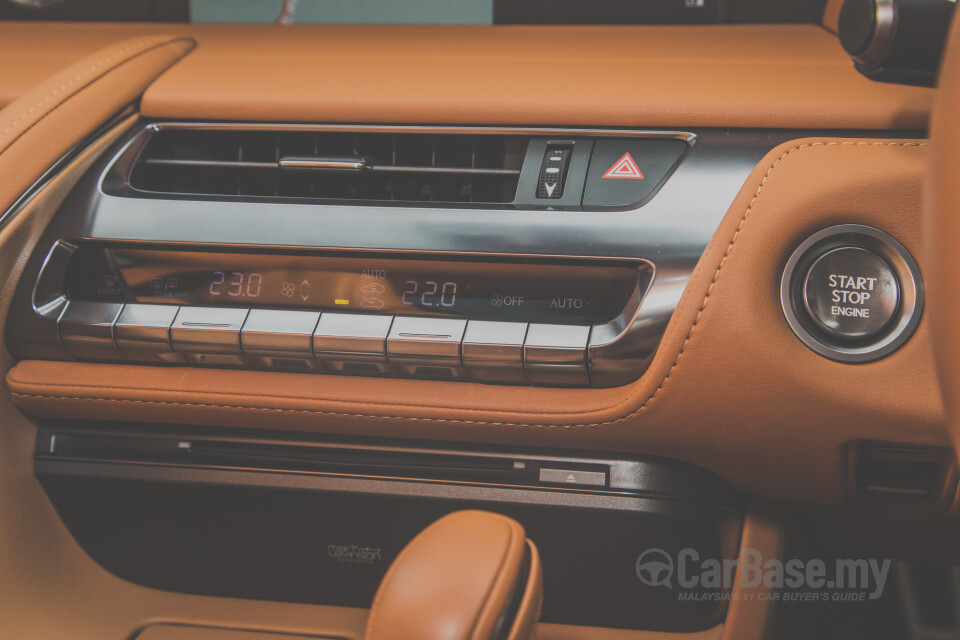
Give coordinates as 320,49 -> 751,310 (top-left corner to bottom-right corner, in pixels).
836,0 -> 955,87
839,0 -> 879,57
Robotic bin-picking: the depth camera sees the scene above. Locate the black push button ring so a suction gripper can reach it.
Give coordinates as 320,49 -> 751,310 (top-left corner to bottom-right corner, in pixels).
781,225 -> 922,363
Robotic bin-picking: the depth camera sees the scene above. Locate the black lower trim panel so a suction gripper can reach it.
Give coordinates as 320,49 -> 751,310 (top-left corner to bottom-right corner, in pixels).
35,425 -> 742,632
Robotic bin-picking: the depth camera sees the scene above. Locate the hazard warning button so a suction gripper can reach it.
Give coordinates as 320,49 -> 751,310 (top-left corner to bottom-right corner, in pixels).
582,138 -> 688,210
602,152 -> 644,180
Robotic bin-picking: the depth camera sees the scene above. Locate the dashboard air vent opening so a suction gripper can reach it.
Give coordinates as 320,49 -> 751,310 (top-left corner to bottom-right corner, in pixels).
129,128 -> 527,205
851,442 -> 959,512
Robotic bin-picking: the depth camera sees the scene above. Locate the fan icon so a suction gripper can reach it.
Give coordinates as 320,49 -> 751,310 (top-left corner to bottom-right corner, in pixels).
635,549 -> 674,588
281,282 -> 296,297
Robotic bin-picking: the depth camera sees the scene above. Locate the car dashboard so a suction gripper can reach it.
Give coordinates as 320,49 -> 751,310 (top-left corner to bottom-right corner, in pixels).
0,3 -> 957,640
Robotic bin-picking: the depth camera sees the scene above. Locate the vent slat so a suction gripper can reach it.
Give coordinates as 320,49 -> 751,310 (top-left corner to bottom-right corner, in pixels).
143,157 -> 520,177
144,158 -> 278,169
370,165 -> 520,176
130,128 -> 525,205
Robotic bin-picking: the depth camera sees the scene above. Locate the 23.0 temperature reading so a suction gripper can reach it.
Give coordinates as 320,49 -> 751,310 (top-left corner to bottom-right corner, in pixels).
209,271 -> 263,298
402,280 -> 457,308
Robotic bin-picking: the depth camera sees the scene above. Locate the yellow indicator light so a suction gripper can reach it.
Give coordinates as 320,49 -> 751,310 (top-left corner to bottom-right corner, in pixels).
334,299 -> 350,305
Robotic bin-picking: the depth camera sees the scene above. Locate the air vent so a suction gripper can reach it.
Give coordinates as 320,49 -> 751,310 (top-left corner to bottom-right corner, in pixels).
129,128 -> 527,205
850,442 -> 958,511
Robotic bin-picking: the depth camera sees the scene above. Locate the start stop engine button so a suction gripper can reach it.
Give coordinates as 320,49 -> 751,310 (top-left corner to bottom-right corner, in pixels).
781,225 -> 922,363
802,246 -> 900,341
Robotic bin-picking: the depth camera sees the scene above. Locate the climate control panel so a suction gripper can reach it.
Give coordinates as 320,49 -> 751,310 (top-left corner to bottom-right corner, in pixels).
10,242 -> 654,388
65,246 -> 637,325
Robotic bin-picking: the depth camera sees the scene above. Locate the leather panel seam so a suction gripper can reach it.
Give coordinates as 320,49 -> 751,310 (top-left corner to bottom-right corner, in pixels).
0,36 -> 192,157
3,375 -> 610,416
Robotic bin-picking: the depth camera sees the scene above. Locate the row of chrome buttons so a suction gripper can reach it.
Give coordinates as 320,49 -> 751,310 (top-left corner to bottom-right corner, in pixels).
56,301 -> 593,386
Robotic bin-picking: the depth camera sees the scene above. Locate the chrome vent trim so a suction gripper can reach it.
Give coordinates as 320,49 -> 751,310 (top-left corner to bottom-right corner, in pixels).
128,127 -> 528,205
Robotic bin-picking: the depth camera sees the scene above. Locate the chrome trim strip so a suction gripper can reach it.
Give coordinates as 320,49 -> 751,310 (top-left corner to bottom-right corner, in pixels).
144,158 -> 278,170
143,121 -> 697,142
0,106 -> 136,234
277,156 -> 368,170
31,240 -> 77,320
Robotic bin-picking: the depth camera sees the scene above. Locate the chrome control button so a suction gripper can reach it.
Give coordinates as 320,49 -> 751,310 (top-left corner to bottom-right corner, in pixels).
114,304 -> 183,363
242,309 -> 322,370
313,313 -> 393,369
523,324 -> 590,386
462,321 -> 528,383
802,246 -> 900,342
539,468 -> 607,487
386,316 -> 468,379
386,317 -> 466,365
170,307 -> 249,365
58,301 -> 124,361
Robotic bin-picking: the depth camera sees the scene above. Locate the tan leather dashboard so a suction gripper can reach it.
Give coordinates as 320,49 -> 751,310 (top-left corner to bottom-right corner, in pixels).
0,22 -> 933,130
0,20 -> 948,508
7,136 -> 945,507
0,19 -> 950,640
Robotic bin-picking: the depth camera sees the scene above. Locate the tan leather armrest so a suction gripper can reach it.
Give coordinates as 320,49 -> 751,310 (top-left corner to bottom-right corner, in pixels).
365,511 -> 542,640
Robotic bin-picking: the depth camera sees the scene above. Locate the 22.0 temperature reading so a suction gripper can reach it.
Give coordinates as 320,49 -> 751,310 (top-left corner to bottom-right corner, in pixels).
209,271 -> 263,298
402,280 -> 457,308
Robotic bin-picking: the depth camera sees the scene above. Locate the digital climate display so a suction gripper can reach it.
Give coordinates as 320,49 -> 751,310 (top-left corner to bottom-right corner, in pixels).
67,248 -> 644,325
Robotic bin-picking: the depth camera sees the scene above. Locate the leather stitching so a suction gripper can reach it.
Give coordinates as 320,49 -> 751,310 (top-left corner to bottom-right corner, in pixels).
0,36 -> 185,156
8,393 -> 587,428
4,376 -> 605,415
9,141 -> 928,429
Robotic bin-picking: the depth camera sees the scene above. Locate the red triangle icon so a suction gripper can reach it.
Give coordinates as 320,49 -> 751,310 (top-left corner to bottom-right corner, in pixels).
602,152 -> 644,180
